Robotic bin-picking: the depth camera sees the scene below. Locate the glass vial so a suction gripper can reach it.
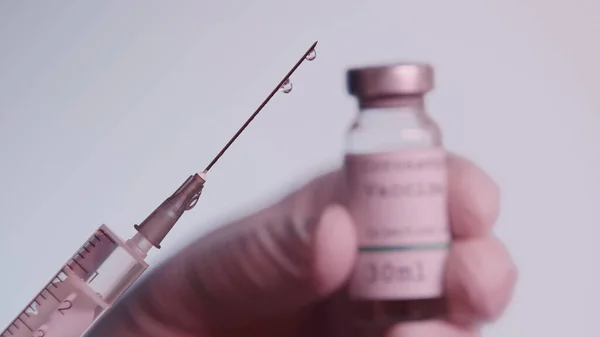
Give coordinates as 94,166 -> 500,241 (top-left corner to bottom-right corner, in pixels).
344,63 -> 450,327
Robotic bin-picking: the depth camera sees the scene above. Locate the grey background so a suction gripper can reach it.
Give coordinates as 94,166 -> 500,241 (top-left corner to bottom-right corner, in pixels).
1,1 -> 599,336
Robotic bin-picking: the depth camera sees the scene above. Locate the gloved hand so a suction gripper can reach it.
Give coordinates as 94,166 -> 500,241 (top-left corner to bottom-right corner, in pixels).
86,153 -> 517,337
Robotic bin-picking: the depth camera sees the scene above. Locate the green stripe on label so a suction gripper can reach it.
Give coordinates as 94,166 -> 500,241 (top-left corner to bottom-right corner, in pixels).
358,242 -> 450,252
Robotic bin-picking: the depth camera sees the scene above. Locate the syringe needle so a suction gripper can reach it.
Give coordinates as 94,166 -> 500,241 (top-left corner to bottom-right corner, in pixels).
131,41 -> 318,250
203,40 -> 318,173
0,41 -> 321,337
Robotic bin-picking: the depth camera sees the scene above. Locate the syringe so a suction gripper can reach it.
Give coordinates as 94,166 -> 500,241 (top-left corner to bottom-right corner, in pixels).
0,41 -> 318,337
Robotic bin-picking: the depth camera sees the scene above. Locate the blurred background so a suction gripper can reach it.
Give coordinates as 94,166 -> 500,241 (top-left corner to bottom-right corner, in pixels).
0,1 -> 599,336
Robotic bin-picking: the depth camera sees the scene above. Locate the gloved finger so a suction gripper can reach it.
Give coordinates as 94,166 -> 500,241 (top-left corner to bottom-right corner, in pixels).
448,153 -> 501,238
445,236 -> 518,325
385,320 -> 479,337
127,202 -> 357,332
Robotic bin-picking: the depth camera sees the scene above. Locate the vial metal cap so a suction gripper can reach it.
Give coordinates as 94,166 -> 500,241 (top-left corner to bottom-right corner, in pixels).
347,63 -> 434,98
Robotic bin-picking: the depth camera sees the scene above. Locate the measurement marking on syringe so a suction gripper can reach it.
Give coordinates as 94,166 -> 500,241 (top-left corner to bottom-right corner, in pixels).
15,318 -> 31,332
69,259 -> 88,274
99,231 -> 116,244
45,285 -> 61,302
6,323 -> 16,334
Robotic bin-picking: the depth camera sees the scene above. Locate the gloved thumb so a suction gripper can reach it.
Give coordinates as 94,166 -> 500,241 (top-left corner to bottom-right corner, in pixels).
130,172 -> 357,331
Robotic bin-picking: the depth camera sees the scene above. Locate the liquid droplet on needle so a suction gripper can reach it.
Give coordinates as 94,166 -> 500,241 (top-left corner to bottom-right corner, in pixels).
280,78 -> 293,93
306,49 -> 316,61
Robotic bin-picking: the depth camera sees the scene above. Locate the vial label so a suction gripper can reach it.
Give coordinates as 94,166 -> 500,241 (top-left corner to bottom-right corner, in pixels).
345,148 -> 450,300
